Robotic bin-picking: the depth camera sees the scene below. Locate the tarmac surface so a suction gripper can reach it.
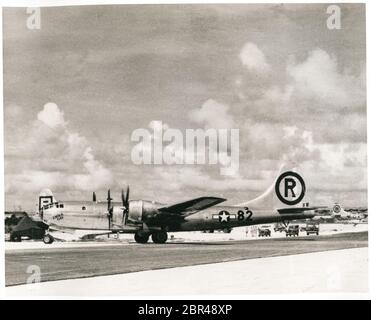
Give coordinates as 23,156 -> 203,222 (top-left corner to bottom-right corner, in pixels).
5,231 -> 368,287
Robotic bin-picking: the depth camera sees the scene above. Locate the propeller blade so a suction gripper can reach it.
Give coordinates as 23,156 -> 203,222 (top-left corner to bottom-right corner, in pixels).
107,189 -> 113,230
121,189 -> 125,206
107,189 -> 112,210
93,192 -> 96,202
122,186 -> 130,224
125,186 -> 130,206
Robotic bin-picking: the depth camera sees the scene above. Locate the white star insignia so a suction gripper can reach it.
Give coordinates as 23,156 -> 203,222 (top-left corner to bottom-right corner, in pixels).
219,211 -> 230,222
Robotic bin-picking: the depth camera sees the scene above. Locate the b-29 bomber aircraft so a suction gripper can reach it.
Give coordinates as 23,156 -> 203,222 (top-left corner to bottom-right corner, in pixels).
39,169 -> 320,244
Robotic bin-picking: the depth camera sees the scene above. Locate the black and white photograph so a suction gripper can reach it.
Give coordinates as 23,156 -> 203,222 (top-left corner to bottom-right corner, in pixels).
1,1 -> 368,300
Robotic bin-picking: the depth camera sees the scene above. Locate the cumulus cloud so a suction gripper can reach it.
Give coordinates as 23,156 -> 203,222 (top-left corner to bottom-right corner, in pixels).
239,42 -> 271,74
189,99 -> 235,129
317,143 -> 367,174
152,166 -> 274,194
240,121 -> 319,164
217,45 -> 366,205
234,46 -> 366,150
287,49 -> 366,108
37,102 -> 66,128
237,48 -> 365,123
71,147 -> 113,190
5,102 -> 114,196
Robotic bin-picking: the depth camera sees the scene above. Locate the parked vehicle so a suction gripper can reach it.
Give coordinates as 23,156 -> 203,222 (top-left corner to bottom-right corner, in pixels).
286,225 -> 299,237
305,223 -> 319,236
9,216 -> 48,242
258,226 -> 271,237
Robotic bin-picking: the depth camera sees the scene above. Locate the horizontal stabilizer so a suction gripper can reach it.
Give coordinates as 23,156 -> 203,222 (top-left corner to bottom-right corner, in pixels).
278,206 -> 326,215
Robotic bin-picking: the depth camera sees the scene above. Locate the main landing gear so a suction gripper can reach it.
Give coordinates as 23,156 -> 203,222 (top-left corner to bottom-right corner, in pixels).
134,231 -> 168,244
43,233 -> 54,244
134,232 -> 150,244
151,231 -> 168,244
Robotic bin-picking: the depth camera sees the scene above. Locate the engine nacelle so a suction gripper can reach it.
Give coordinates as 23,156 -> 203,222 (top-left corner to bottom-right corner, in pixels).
127,200 -> 143,223
127,200 -> 159,224
111,206 -> 125,226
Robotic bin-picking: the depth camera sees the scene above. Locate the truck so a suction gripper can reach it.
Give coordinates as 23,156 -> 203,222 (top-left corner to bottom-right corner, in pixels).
305,223 -> 319,236
286,225 -> 299,237
258,226 -> 271,237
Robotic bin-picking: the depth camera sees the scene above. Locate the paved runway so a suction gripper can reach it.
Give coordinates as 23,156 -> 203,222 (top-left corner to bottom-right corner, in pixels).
5,231 -> 367,286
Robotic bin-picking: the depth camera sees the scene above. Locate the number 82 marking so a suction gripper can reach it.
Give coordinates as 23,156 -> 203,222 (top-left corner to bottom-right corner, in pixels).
237,207 -> 253,221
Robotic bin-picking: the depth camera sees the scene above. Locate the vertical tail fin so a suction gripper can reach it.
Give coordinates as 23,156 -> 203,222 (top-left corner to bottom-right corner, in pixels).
38,189 -> 54,217
236,163 -> 307,210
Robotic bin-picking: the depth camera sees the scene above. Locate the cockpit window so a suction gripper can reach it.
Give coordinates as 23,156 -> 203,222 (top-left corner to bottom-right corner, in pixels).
60,204 -> 64,208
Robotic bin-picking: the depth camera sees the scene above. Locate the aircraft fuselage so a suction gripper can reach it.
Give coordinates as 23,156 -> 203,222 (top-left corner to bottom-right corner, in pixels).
42,200 -> 315,233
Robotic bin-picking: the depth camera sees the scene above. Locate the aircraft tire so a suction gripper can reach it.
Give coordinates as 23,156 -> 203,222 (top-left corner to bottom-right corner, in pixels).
134,232 -> 149,244
152,231 -> 168,244
10,233 -> 21,242
43,234 -> 54,244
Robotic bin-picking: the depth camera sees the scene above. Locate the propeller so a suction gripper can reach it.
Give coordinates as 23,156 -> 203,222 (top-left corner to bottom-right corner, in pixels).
122,186 -> 130,212
105,188 -> 129,229
121,186 -> 130,223
107,189 -> 113,230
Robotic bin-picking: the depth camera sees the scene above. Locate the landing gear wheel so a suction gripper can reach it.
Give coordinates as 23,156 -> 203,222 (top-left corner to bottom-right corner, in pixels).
152,231 -> 168,244
43,234 -> 54,244
134,232 -> 149,244
10,233 -> 21,242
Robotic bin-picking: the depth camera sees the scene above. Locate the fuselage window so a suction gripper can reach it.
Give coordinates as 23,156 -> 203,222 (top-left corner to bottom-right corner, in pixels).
82,206 -> 86,210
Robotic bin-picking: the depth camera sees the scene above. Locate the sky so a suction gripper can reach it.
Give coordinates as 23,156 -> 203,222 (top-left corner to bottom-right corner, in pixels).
3,4 -> 367,211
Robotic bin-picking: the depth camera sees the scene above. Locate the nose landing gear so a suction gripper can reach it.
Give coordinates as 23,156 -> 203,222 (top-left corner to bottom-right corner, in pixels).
43,234 -> 54,244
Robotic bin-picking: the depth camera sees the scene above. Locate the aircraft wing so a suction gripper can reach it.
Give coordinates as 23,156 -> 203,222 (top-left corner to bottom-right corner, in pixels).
158,197 -> 226,217
277,206 -> 327,215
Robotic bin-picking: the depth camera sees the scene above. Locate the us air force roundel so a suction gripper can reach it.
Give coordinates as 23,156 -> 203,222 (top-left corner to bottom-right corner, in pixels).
212,211 -> 236,223
333,204 -> 341,214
